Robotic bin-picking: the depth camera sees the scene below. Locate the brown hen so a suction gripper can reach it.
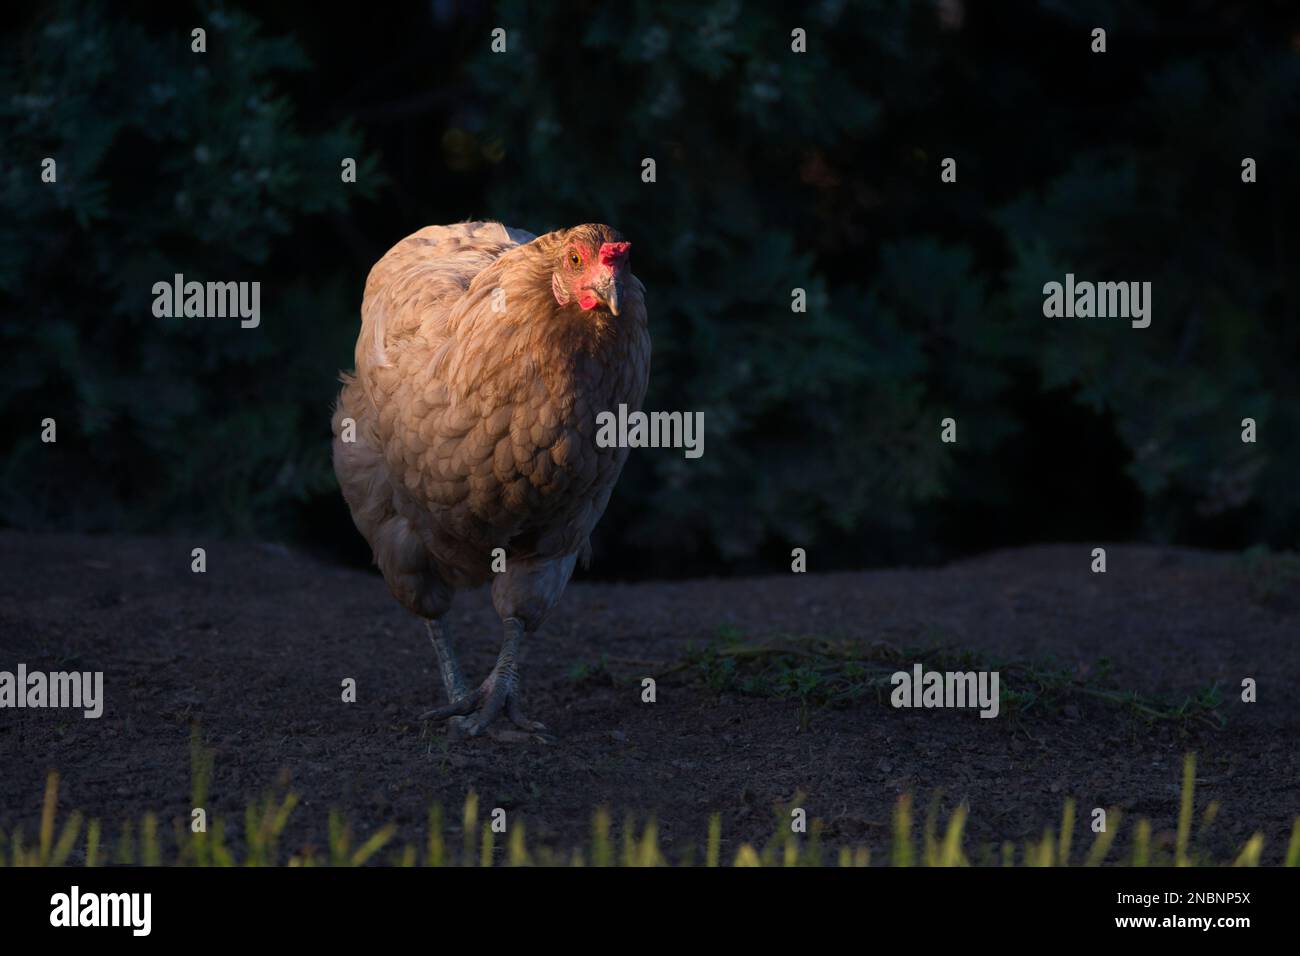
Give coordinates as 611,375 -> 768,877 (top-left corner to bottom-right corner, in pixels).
332,221 -> 650,739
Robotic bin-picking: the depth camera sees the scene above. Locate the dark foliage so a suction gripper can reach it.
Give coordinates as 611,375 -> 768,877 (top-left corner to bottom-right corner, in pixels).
2,1 -> 1296,575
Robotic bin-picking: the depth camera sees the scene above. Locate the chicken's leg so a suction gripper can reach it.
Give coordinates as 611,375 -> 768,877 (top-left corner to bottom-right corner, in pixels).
426,619 -> 468,701
419,617 -> 550,741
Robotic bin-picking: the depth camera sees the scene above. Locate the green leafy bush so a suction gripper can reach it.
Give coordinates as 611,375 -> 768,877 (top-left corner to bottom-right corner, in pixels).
2,1 -> 1295,563
0,5 -> 380,533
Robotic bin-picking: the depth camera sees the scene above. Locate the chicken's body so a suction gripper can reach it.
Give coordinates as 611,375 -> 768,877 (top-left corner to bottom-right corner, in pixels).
332,221 -> 649,738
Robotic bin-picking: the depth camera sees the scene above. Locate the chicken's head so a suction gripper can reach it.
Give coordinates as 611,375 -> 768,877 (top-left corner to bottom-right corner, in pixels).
550,224 -> 632,316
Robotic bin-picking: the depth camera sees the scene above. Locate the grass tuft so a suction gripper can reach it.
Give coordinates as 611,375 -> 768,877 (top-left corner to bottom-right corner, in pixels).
663,631 -> 1226,728
2,751 -> 1290,867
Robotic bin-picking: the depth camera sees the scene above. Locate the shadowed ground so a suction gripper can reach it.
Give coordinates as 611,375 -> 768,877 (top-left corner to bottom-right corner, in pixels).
1,531 -> 1296,863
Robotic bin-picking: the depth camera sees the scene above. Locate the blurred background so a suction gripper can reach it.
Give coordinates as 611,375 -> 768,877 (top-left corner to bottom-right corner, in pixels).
2,0 -> 1297,579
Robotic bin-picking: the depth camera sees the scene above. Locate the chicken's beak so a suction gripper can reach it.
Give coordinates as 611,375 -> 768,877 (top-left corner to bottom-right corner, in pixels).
598,276 -> 624,317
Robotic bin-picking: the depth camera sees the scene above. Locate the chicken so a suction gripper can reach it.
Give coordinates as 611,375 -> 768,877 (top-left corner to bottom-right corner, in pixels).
331,221 -> 650,740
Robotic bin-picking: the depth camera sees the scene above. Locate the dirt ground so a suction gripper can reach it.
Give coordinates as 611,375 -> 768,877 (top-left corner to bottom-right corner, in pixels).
1,530 -> 1296,864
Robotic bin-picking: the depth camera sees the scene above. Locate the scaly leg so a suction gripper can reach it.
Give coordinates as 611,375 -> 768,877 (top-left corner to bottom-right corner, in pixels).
426,618 -> 468,702
419,617 -> 549,739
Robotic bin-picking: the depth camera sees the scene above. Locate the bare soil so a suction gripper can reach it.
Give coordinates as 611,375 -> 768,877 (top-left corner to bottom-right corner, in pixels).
1,531 -> 1296,864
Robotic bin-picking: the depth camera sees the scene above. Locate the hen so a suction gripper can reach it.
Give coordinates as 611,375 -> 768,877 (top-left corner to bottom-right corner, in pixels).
332,221 -> 650,740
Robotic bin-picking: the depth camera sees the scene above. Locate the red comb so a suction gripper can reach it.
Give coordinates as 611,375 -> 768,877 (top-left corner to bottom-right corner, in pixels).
599,241 -> 631,266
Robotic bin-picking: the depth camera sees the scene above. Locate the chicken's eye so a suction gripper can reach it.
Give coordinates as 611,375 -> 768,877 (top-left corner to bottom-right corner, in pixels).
568,252 -> 582,268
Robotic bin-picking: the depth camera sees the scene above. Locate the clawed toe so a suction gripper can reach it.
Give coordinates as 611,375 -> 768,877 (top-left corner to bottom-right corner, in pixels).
418,688 -> 483,722
505,696 -> 546,733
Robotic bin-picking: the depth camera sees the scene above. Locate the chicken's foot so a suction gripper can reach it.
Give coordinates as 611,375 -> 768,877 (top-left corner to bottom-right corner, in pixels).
420,617 -> 552,742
